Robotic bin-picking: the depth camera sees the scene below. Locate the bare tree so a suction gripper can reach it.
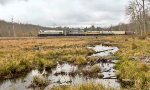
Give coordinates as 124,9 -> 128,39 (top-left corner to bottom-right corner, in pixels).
11,18 -> 16,37
126,0 -> 149,35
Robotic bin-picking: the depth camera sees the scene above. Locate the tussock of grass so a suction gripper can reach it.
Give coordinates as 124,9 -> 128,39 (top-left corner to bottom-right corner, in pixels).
115,57 -> 150,89
38,58 -> 56,68
86,56 -> 98,63
51,82 -> 114,90
82,64 -> 101,77
132,43 -> 138,50
74,55 -> 87,65
31,75 -> 48,87
90,64 -> 101,73
0,54 -> 32,77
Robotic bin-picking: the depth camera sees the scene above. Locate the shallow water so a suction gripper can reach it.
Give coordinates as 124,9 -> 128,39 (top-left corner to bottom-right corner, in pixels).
88,45 -> 119,56
0,45 -> 120,90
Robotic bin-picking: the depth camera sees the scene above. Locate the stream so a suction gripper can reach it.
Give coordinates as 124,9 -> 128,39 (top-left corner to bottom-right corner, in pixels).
0,45 -> 120,90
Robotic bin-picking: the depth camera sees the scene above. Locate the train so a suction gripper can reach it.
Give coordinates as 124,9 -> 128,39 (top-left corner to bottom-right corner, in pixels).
38,30 -> 134,37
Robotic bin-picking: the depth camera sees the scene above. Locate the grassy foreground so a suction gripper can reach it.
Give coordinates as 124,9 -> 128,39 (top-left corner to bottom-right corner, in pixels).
0,36 -> 150,90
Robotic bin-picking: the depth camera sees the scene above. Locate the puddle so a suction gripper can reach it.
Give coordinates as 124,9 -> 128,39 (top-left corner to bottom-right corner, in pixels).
0,70 -> 41,90
0,45 -> 120,90
88,45 -> 119,56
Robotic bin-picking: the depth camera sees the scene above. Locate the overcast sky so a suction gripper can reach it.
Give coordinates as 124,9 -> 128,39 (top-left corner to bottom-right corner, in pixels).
0,0 -> 130,27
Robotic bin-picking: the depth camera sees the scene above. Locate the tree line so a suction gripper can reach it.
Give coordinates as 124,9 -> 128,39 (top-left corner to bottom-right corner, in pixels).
0,20 -> 52,37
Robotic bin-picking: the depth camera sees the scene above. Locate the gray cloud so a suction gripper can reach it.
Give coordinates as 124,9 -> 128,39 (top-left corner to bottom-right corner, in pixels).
0,0 -> 129,27
0,0 -> 10,5
0,0 -> 28,5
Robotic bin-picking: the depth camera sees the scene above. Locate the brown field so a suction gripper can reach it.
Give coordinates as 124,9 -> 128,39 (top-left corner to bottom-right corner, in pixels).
0,36 -> 150,89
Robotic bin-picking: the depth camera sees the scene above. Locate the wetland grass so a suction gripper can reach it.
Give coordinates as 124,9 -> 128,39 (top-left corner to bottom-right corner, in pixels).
0,37 -> 95,78
1,36 -> 150,89
114,36 -> 150,89
51,82 -> 114,90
